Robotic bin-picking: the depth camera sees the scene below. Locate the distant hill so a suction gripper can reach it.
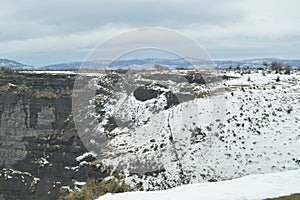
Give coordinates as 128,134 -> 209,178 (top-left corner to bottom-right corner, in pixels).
39,58 -> 194,70
2,58 -> 300,71
40,58 -> 300,70
0,59 -> 34,70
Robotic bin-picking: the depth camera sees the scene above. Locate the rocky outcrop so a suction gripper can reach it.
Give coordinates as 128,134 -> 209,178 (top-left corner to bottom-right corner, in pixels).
133,86 -> 163,101
0,72 -> 74,168
0,71 -> 114,199
0,116 -> 112,200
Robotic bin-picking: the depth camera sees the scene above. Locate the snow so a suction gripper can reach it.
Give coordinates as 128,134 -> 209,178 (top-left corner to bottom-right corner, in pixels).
97,169 -> 300,200
8,83 -> 17,87
94,71 -> 300,190
73,70 -> 300,193
35,157 -> 50,167
74,180 -> 86,186
61,186 -> 73,193
76,151 -> 97,162
32,177 -> 40,184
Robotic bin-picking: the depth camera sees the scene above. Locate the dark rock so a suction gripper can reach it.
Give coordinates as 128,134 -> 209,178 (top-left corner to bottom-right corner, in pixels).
164,91 -> 179,109
0,71 -> 112,200
184,73 -> 206,84
133,87 -> 163,102
190,127 -> 206,144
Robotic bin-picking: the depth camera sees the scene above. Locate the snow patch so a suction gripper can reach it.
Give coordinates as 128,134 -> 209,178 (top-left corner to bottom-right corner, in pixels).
97,169 -> 300,200
76,151 -> 97,162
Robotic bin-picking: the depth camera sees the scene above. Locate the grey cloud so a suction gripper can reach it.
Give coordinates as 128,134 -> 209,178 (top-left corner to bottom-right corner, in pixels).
0,0 -> 300,65
0,0 -> 244,41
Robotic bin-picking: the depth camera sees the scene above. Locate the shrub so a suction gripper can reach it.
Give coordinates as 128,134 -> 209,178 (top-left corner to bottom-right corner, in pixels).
265,193 -> 300,200
284,64 -> 292,75
270,61 -> 283,73
196,91 -> 210,98
61,178 -> 131,200
35,90 -> 57,99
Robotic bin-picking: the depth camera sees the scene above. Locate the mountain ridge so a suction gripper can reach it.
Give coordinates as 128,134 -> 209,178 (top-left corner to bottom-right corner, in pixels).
1,58 -> 300,70
35,58 -> 300,70
0,58 -> 34,70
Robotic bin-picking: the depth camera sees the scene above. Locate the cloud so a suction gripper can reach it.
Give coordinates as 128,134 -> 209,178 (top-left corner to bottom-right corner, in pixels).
0,0 -> 300,65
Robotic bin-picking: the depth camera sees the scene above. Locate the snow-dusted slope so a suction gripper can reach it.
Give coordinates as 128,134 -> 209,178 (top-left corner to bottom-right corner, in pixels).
0,58 -> 33,70
73,69 -> 300,193
97,169 -> 300,200
85,70 -> 300,190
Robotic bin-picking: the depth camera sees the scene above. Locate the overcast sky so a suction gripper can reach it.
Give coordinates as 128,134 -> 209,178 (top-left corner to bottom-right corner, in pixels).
1,0 -> 300,66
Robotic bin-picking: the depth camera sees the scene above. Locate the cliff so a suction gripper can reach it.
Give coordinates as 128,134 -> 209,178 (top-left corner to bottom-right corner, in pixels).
0,71 -> 112,199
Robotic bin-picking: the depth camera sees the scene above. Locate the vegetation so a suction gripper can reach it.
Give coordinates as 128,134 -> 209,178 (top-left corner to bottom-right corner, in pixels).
284,64 -> 292,75
270,61 -> 283,73
0,66 -> 15,73
276,76 -> 280,82
35,90 -> 58,98
268,61 -> 294,75
60,178 -> 131,200
196,91 -> 210,98
266,194 -> 300,200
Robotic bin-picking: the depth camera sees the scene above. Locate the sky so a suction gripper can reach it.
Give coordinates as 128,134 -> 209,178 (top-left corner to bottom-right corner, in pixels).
0,0 -> 300,66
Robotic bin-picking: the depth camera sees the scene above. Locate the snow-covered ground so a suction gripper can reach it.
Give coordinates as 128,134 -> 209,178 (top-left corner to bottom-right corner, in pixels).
83,71 -> 300,190
72,70 -> 300,196
97,169 -> 300,200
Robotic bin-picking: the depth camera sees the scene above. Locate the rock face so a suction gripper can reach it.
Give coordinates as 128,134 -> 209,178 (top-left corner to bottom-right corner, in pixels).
0,71 -> 112,199
0,121 -> 112,200
0,72 -> 74,167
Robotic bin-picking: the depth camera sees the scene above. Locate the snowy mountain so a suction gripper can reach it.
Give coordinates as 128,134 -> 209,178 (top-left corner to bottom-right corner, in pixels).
0,59 -> 34,70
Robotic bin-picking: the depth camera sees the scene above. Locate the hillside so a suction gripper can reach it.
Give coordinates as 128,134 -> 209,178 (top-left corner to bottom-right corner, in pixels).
0,58 -> 34,70
72,67 -> 300,190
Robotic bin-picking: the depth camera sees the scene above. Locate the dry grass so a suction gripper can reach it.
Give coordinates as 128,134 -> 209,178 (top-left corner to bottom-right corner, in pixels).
60,178 -> 131,200
266,194 -> 300,200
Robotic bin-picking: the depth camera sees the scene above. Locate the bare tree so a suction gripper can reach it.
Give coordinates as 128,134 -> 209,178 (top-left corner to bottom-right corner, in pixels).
270,61 -> 283,74
284,64 -> 292,75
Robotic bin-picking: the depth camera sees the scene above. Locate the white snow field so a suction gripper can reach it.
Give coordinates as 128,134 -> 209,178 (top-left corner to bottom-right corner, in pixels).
97,169 -> 300,200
